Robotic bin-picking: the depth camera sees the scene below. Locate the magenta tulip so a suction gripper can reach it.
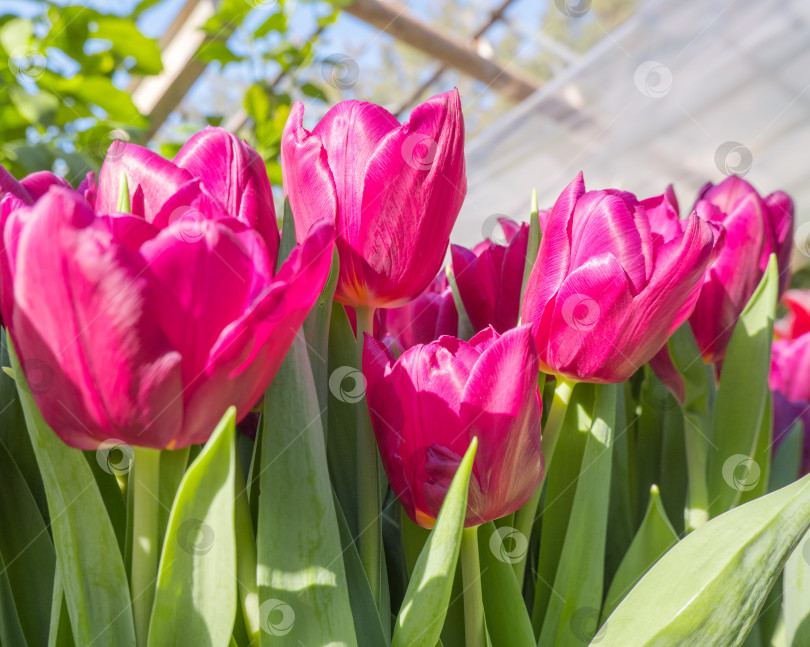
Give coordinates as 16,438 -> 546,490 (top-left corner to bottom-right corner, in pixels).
382,272 -> 458,351
451,218 -> 528,333
280,90 -> 466,308
689,176 -> 793,362
0,135 -> 334,450
363,325 -> 543,528
96,126 -> 279,260
520,174 -> 721,383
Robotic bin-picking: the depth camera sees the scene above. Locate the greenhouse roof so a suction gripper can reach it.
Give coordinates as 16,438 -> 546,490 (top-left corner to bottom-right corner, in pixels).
456,0 -> 810,263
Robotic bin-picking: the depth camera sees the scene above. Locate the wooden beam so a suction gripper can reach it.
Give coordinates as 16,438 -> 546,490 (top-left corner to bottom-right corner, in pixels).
342,0 -> 541,102
393,0 -> 518,116
129,0 -> 215,142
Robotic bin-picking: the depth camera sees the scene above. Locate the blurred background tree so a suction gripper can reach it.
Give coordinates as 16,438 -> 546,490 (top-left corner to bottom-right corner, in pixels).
0,0 -> 638,184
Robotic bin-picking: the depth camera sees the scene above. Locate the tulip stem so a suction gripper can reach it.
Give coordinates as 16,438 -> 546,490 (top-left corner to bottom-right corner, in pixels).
355,305 -> 382,607
461,525 -> 486,647
512,378 -> 575,584
131,447 -> 161,647
235,454 -> 260,646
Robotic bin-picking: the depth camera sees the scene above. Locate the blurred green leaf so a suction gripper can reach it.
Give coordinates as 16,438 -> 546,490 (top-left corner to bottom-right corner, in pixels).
601,472 -> 810,646
770,421 -> 803,493
93,17 -> 163,75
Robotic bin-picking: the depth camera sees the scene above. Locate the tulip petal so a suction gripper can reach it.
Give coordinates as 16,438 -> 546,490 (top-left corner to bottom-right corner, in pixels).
312,100 -> 399,241
452,243 -> 502,332
352,89 -> 466,306
495,224 -> 529,332
692,195 -> 764,362
97,141 -> 192,220
19,171 -> 72,201
184,221 -> 335,445
0,165 -> 32,204
9,188 -> 183,448
174,127 -> 279,261
543,253 -> 634,381
280,102 -> 339,242
569,191 -> 647,295
139,219 -> 258,389
521,173 -> 584,326
628,213 -> 718,369
460,325 -> 543,525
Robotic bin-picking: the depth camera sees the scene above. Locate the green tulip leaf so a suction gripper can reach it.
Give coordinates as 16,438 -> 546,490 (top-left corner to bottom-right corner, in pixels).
303,247 -> 340,440
600,471 -> 810,646
333,492 -> 389,647
258,334 -> 358,647
8,339 -> 136,647
392,438 -> 478,647
708,255 -> 778,516
770,420 -> 803,493
0,440 -> 55,647
276,197 -> 297,272
477,521 -> 535,647
783,532 -> 810,647
519,188 -> 542,313
326,302 -> 360,536
148,407 -> 237,647
532,383 -> 595,636
602,485 -> 679,620
539,383 -> 617,647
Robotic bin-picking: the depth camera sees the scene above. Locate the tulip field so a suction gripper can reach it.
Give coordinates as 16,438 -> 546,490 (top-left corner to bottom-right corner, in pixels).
1,75 -> 810,647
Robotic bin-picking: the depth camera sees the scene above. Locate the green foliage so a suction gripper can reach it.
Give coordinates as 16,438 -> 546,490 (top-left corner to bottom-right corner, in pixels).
0,3 -> 161,179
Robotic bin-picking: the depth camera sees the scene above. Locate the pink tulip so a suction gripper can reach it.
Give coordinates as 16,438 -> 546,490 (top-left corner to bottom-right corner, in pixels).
382,272 -> 458,351
0,135 -> 334,450
689,176 -> 793,362
96,126 -> 280,260
520,174 -> 722,383
280,90 -> 466,308
451,218 -> 528,333
363,325 -> 543,528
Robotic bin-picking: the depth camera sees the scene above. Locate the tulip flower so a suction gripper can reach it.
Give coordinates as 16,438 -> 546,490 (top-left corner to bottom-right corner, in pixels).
0,137 -> 334,450
382,272 -> 458,350
520,174 -> 721,383
363,324 -> 544,527
280,90 -> 466,309
96,126 -> 280,260
689,176 -> 793,362
451,218 -> 528,333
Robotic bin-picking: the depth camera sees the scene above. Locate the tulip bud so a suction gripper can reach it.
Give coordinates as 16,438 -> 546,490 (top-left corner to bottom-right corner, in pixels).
689,176 -> 794,362
363,325 -> 543,527
520,174 -> 721,383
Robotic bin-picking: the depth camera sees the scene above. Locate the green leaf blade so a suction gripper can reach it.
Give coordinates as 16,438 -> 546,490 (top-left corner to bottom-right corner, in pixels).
148,408 -> 238,647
